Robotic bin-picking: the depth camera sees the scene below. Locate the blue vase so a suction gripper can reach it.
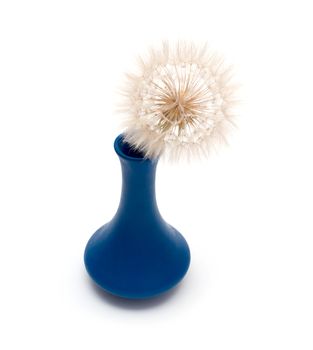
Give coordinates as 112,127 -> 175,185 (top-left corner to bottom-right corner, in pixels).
84,134 -> 191,299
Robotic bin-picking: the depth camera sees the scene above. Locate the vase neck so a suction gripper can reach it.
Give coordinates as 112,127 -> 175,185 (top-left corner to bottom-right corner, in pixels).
116,157 -> 160,219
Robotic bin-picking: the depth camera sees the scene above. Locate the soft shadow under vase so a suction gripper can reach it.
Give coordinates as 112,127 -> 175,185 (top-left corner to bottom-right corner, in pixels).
84,134 -> 191,299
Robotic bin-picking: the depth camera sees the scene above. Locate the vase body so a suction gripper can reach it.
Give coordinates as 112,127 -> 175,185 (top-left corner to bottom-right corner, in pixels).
84,134 -> 190,299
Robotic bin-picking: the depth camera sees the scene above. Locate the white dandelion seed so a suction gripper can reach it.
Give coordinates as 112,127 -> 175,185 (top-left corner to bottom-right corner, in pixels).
118,41 -> 238,161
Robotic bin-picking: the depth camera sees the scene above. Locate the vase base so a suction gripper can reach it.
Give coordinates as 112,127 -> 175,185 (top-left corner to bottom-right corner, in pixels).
84,223 -> 190,299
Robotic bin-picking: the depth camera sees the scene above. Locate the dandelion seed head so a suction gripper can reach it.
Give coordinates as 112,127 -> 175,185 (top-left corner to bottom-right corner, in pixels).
119,42 -> 238,161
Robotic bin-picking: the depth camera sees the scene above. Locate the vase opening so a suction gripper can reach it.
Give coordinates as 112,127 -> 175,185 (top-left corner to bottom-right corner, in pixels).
114,134 -> 146,160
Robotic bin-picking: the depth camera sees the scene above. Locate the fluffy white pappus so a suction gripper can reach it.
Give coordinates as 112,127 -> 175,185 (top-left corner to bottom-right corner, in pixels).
118,42 -> 238,161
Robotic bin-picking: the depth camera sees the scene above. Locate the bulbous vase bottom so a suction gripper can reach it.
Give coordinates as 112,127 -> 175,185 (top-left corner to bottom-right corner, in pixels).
84,223 -> 191,299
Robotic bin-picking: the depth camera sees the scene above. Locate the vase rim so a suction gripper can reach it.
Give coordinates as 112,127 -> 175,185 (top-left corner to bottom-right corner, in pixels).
114,134 -> 154,162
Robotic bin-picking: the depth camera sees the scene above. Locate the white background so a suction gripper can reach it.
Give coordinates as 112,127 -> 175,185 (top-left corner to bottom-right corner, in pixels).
1,1 -> 313,349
